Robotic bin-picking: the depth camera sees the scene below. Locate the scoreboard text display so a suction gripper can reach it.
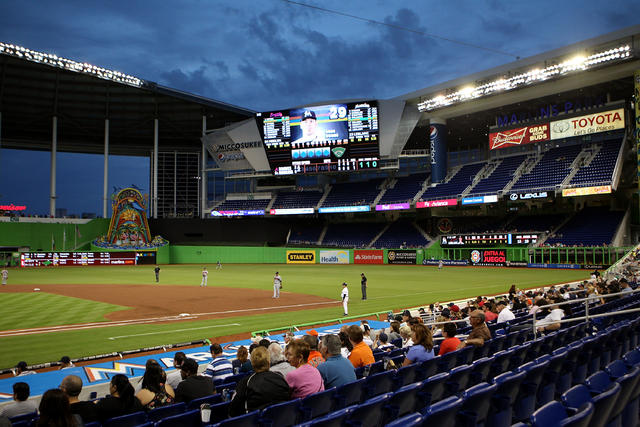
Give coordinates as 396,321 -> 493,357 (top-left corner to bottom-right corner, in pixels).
441,233 -> 539,247
257,101 -> 380,175
20,251 -> 156,267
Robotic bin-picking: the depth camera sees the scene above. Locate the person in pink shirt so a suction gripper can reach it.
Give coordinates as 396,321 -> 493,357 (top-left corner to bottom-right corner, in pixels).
285,340 -> 324,399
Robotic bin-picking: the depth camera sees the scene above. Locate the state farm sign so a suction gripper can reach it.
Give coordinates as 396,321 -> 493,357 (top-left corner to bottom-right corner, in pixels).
354,250 -> 384,264
489,124 -> 550,150
550,108 -> 624,139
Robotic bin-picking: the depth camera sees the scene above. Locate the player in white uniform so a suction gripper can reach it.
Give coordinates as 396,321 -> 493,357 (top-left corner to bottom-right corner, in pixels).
438,259 -> 443,270
1,268 -> 8,286
341,282 -> 349,316
273,272 -> 282,298
200,267 -> 208,287
216,260 -> 222,270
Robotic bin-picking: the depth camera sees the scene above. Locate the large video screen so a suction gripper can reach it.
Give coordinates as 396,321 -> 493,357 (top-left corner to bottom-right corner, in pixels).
20,251 -> 155,267
257,101 -> 379,175
440,233 -> 539,247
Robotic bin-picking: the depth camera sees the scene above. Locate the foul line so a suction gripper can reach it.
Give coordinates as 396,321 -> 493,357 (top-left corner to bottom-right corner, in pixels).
108,323 -> 241,340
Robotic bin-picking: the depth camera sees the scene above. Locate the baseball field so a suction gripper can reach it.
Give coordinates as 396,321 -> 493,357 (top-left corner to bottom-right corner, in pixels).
0,263 -> 589,369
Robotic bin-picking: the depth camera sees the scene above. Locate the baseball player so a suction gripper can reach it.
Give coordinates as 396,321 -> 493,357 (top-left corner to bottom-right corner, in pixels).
1,268 -> 8,286
360,273 -> 367,300
200,267 -> 208,287
438,259 -> 444,270
273,272 -> 282,298
216,260 -> 222,270
341,282 -> 349,316
154,265 -> 160,283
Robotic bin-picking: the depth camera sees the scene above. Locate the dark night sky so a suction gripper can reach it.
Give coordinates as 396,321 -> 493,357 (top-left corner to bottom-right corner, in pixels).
0,0 -> 638,215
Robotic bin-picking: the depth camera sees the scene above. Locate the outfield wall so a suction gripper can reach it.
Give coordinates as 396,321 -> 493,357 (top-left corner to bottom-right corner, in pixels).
0,219 -> 109,251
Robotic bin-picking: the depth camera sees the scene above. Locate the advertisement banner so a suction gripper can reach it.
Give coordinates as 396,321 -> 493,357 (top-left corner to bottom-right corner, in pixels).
318,205 -> 370,213
562,185 -> 612,197
422,259 -> 469,266
508,192 -> 548,201
354,250 -> 384,264
416,199 -> 458,208
211,210 -> 264,217
528,263 -> 582,269
470,249 -> 507,266
489,124 -> 550,150
270,208 -> 314,215
319,250 -> 349,264
286,251 -> 315,264
387,249 -> 417,265
203,129 -> 259,171
375,203 -> 410,211
461,195 -> 498,205
550,108 -> 625,140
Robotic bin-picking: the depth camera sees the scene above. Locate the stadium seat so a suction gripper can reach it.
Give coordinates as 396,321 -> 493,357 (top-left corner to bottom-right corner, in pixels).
420,395 -> 463,427
418,357 -> 439,379
488,349 -> 514,381
444,364 -> 472,397
603,361 -> 640,427
186,393 -> 223,410
513,359 -> 549,421
103,410 -> 148,427
344,392 -> 392,427
296,407 -> 353,427
457,382 -> 497,427
394,363 -> 421,389
207,401 -> 232,424
622,347 -> 640,367
154,408 -> 200,427
530,400 -> 594,427
469,357 -> 493,385
259,398 -> 302,427
364,370 -> 395,399
300,387 -> 336,421
456,345 -> 475,366
384,412 -> 422,427
7,412 -> 38,425
419,372 -> 449,405
489,370 -> 527,427
335,378 -> 366,408
213,410 -> 260,427
561,383 -> 621,427
436,351 -> 458,373
146,402 -> 186,422
386,382 -> 422,420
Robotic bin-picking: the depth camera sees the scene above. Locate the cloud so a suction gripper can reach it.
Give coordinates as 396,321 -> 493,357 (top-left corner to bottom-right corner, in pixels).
160,66 -> 217,96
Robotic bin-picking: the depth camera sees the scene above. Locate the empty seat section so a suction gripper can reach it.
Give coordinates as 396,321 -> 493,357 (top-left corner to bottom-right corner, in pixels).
272,190 -> 323,209
420,163 -> 484,200
379,173 -> 429,204
511,144 -> 582,192
322,179 -> 384,207
322,223 -> 384,247
570,139 -> 622,186
373,220 -> 429,248
469,154 -> 526,195
546,206 -> 624,246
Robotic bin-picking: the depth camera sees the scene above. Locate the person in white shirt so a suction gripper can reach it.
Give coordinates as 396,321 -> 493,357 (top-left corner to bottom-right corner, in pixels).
341,282 -> 349,316
273,272 -> 282,298
200,267 -> 208,287
1,268 -> 8,286
496,301 -> 516,323
536,304 -> 564,333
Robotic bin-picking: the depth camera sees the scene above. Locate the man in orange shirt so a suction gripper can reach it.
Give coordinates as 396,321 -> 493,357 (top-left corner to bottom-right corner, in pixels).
304,331 -> 325,367
346,325 -> 375,368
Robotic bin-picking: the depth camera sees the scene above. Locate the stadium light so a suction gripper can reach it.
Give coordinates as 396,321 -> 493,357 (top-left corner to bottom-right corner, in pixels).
0,42 -> 144,88
417,44 -> 633,112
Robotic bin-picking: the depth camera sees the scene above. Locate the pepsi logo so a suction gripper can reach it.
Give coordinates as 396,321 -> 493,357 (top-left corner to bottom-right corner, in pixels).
430,126 -> 438,140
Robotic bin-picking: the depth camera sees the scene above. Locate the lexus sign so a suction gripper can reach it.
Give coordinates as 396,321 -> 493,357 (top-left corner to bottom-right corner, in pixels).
509,192 -> 548,201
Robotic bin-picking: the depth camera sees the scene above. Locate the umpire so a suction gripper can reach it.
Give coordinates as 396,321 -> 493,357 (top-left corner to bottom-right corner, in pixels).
360,273 -> 367,300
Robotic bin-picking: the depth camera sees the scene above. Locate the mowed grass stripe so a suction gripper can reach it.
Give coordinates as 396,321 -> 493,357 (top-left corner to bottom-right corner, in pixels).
0,293 -> 127,330
0,264 -> 588,368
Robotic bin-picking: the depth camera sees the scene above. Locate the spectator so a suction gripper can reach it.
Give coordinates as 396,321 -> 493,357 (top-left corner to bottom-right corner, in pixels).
60,375 -> 99,424
402,324 -> 435,366
0,382 -> 37,418
175,359 -> 214,403
59,356 -> 74,370
229,347 -> 290,416
338,330 -> 352,358
621,279 -> 633,293
232,346 -> 252,374
317,334 -> 357,388
458,310 -> 491,348
14,361 -> 35,377
165,352 -> 186,389
401,310 -> 412,326
302,334 -> 325,368
374,332 -> 395,351
268,342 -> 296,378
259,339 -> 272,349
536,303 -> 565,333
285,340 -> 325,399
483,302 -> 498,322
387,321 -> 401,342
399,325 -> 414,348
496,300 -> 515,323
438,323 -> 461,356
136,364 -> 175,410
134,359 -> 161,393
36,388 -> 81,427
283,331 -> 295,346
347,325 -> 375,368
203,343 -> 233,383
95,374 -> 143,422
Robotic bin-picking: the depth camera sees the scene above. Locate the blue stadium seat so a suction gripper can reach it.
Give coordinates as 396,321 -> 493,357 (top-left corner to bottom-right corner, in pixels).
488,349 -> 514,381
419,372 -> 449,406
530,400 -> 594,427
364,370 -> 395,399
456,345 -> 475,366
418,357 -> 439,379
561,383 -> 621,427
335,378 -> 366,409
154,408 -> 199,427
103,410 -> 148,427
489,370 -> 527,427
386,382 -> 422,420
457,382 -> 497,427
420,395 -> 463,427
296,407 -> 353,427
146,402 -> 186,423
444,364 -> 472,397
300,387 -> 336,421
513,359 -> 549,421
394,363 -> 421,389
186,393 -> 223,410
436,350 -> 458,373
603,361 -> 640,427
384,412 -> 422,427
213,410 -> 260,427
7,412 -> 38,425
623,347 -> 640,367
469,357 -> 493,385
259,398 -> 302,427
344,392 -> 392,427
207,401 -> 232,424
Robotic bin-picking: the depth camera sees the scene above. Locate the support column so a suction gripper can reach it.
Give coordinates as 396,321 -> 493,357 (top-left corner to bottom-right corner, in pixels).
429,118 -> 448,184
50,116 -> 57,216
103,119 -> 109,218
153,118 -> 159,219
201,115 -> 207,218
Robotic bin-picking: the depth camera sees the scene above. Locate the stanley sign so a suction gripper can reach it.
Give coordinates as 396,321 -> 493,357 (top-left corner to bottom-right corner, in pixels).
286,251 -> 316,264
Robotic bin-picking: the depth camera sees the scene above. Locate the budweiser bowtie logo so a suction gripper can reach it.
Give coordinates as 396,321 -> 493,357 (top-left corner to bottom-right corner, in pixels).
490,127 -> 527,149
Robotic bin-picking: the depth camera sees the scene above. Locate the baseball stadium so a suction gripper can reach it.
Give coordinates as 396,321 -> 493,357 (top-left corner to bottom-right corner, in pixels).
1,22 -> 640,427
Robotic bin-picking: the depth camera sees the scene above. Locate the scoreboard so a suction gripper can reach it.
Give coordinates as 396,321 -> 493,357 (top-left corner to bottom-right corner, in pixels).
257,101 -> 380,175
441,233 -> 539,247
20,251 -> 156,267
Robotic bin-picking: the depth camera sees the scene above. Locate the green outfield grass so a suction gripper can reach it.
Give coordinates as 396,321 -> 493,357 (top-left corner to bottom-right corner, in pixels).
0,263 -> 589,368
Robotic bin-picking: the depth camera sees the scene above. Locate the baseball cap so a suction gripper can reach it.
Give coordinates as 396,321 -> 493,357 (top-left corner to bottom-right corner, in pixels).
342,282 -> 348,286
307,329 -> 318,336
402,309 -> 410,317
301,110 -> 317,121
